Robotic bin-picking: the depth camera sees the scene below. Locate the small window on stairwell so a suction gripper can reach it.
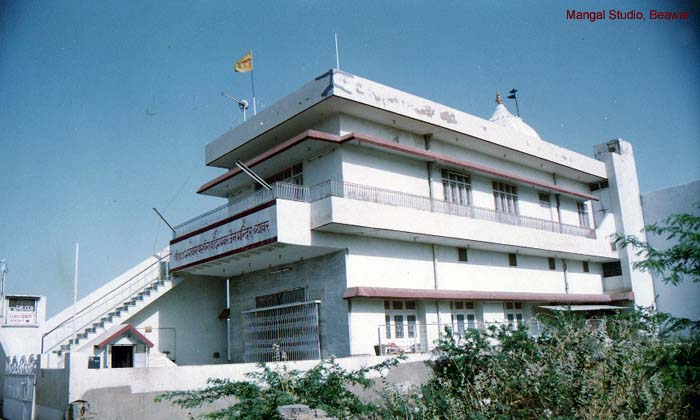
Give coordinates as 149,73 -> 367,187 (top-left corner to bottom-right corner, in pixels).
458,248 -> 468,262
548,258 -> 556,270
582,261 -> 590,273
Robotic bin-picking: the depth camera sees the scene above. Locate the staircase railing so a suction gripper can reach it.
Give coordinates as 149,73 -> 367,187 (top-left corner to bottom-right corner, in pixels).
41,253 -> 169,354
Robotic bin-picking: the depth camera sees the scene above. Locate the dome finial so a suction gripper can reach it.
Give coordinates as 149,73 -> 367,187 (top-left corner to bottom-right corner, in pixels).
495,92 -> 503,105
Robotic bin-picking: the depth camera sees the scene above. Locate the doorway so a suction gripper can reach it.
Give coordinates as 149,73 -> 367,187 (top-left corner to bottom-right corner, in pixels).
111,345 -> 133,368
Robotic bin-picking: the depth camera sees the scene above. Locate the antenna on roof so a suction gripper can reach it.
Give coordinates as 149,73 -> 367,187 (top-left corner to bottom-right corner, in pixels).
507,88 -> 520,117
221,92 -> 249,122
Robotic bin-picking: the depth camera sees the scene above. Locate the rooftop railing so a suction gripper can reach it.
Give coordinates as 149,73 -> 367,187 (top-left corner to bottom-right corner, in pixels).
173,180 -> 596,240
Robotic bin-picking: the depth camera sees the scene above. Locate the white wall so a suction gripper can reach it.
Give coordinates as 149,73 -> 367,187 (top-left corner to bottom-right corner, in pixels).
641,180 -> 700,320
126,275 -> 229,365
345,236 -> 435,290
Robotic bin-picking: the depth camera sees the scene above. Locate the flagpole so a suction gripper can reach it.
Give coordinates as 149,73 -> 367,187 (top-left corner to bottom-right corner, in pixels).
334,33 -> 340,70
72,242 -> 79,350
250,49 -> 257,115
1,258 -> 7,321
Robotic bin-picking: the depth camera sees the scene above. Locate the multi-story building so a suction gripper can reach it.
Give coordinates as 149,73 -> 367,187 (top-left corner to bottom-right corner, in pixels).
167,69 -> 654,362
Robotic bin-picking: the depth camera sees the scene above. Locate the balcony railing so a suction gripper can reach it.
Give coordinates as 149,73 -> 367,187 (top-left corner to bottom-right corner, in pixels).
376,320 -> 545,355
173,180 -> 596,239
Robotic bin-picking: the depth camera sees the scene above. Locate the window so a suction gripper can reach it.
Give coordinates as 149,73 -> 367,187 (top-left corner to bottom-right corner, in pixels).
504,302 -> 523,327
539,192 -> 554,221
442,170 -> 471,205
508,253 -> 518,267
458,247 -> 468,262
548,258 -> 556,270
577,202 -> 590,228
255,288 -> 305,308
383,300 -> 417,339
493,182 -> 519,214
602,261 -> 622,278
254,163 -> 303,190
582,261 -> 590,273
450,301 -> 477,335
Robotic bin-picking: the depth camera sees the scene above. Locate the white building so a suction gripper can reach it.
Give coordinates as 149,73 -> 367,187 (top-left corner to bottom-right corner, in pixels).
167,69 -> 654,361
35,69 -> 656,368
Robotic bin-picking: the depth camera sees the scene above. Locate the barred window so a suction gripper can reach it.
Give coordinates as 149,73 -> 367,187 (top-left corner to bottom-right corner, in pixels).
255,162 -> 303,190
442,170 -> 471,205
493,182 -> 519,214
602,261 -> 622,278
577,202 -> 590,228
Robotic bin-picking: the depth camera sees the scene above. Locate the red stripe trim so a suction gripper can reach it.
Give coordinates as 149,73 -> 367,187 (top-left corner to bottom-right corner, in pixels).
96,324 -> 154,349
198,130 -> 600,201
170,201 -> 276,245
349,132 -> 599,201
343,286 -> 634,303
169,237 -> 278,272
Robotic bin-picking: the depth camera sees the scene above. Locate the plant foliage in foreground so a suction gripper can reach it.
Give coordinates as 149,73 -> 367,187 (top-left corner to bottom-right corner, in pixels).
155,356 -> 399,420
384,311 -> 700,420
158,311 -> 699,420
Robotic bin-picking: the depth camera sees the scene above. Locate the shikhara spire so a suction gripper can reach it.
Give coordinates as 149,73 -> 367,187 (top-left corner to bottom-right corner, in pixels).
489,91 -> 541,139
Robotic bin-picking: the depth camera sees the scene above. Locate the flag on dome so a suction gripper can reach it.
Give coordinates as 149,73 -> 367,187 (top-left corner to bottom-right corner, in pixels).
234,51 -> 253,72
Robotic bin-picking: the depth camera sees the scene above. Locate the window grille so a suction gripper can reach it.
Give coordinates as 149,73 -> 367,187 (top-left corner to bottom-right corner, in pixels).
602,261 -> 622,277
442,170 -> 472,205
255,163 -> 303,191
493,182 -> 519,214
577,202 -> 590,228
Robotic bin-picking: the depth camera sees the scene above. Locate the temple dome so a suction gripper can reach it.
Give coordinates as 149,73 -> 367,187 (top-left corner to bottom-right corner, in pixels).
489,92 -> 541,140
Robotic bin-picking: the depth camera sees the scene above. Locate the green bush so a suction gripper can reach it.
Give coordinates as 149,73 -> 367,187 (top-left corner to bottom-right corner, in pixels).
158,311 -> 699,420
393,311 -> 700,420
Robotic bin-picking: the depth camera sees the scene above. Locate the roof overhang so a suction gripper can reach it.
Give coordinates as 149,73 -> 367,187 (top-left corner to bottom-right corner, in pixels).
343,287 -> 634,303
205,70 -> 607,182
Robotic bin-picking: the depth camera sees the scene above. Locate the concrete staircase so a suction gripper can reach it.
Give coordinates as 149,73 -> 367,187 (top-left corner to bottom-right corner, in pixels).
41,249 -> 178,363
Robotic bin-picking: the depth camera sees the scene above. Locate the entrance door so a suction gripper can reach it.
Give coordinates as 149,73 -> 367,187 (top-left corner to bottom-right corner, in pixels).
111,345 -> 134,368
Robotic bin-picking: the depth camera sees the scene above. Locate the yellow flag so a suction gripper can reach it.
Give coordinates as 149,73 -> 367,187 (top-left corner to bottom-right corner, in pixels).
234,51 -> 253,72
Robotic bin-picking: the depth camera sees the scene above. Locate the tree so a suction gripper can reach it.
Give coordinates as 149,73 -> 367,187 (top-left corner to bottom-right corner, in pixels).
615,210 -> 700,285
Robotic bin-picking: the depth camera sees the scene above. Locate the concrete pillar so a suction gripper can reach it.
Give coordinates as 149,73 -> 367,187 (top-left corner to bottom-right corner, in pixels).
593,139 -> 655,307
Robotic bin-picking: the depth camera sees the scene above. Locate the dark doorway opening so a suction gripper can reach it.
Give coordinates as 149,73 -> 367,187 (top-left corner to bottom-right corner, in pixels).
111,345 -> 133,368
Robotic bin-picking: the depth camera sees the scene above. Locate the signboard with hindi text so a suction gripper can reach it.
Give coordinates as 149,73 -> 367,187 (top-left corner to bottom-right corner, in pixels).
6,297 -> 38,326
170,204 -> 277,271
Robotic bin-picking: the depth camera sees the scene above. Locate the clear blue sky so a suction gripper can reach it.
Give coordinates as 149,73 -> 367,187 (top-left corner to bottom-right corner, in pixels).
1,0 -> 698,316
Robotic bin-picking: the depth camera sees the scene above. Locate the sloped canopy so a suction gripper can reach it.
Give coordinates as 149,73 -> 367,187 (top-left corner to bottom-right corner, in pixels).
95,324 -> 154,349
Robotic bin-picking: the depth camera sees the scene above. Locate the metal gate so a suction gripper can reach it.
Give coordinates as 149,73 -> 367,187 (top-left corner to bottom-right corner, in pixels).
243,300 -> 321,363
3,355 -> 36,420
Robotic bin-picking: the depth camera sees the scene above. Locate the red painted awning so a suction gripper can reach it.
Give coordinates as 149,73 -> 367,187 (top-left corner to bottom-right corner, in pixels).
95,324 -> 154,349
343,286 -> 634,303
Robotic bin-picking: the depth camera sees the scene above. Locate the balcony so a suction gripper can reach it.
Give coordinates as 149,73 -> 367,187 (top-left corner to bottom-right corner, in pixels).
174,180 -> 596,241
